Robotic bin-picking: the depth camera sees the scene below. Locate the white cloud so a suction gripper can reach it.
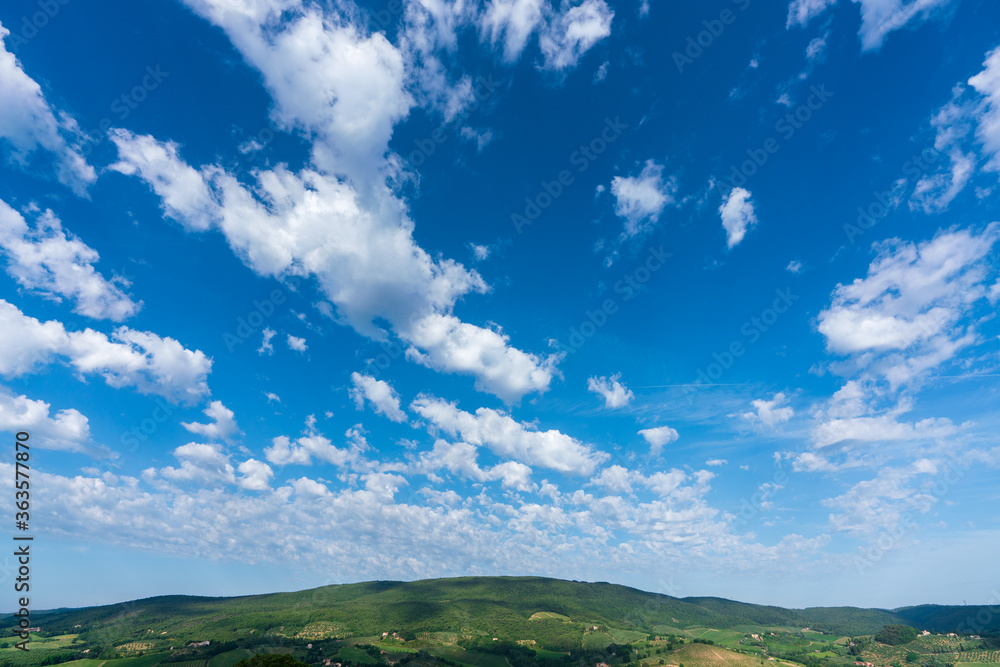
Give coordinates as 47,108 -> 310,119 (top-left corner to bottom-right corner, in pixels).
853,0 -> 956,52
470,243 -> 491,261
0,385 -> 96,454
811,414 -> 958,449
786,0 -> 838,27
108,0 -> 584,405
0,25 -> 95,194
350,372 -> 407,423
258,327 -> 276,355
910,149 -> 974,213
412,396 -> 608,475
237,458 -> 273,491
265,392 -> 281,403
719,187 -> 757,249
460,127 -> 494,153
786,260 -> 803,273
480,0 -> 547,62
538,0 -> 614,71
0,200 -> 141,321
786,0 -> 957,51
817,224 -> 1000,386
0,300 -> 211,404
159,442 -> 236,486
805,34 -> 828,61
109,131 -> 557,404
823,465 -> 938,537
287,334 -> 308,352
638,425 -> 679,457
181,400 -> 241,443
705,458 -> 728,467
591,464 -> 636,494
969,46 -> 1000,174
610,160 -> 676,238
740,392 -> 794,429
586,373 -> 633,409
265,422 -> 371,469
181,0 -> 411,178
478,0 -> 613,70
403,313 -> 559,404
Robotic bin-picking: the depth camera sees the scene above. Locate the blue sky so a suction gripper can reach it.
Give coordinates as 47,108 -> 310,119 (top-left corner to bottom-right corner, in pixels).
1,0 -> 999,612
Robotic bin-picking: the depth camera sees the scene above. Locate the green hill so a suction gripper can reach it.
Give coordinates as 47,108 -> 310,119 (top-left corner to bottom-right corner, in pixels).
3,576 -> 998,667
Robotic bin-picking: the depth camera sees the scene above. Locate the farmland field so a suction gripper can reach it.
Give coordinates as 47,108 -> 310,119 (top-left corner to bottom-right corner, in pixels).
529,613 -> 570,622
423,645 -> 510,667
668,643 -> 770,667
582,632 -> 616,649
208,648 -> 255,667
337,647 -> 383,664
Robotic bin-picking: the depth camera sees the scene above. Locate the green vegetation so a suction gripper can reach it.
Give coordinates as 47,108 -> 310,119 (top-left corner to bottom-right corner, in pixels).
234,656 -> 309,667
1,577 -> 997,667
875,627 -> 920,647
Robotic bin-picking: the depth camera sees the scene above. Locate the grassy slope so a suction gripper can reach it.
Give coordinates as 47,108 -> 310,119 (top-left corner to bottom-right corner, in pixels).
4,576 -> 999,657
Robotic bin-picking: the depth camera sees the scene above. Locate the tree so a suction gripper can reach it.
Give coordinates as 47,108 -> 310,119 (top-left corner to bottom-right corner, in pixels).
235,655 -> 310,667
875,626 -> 919,647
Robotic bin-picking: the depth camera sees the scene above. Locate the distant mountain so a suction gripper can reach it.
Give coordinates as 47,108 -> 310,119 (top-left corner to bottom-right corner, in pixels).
4,577 -> 998,649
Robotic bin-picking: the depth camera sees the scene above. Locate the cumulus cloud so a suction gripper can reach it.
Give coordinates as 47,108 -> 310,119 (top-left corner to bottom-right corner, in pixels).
0,299 -> 211,404
810,413 -> 958,450
0,25 -> 96,194
350,372 -> 407,423
822,465 -> 940,537
258,327 -> 276,355
740,392 -> 794,429
610,160 -> 676,238
586,373 -> 633,409
4,454 -> 829,587
719,187 -> 757,249
0,201 -> 141,321
159,442 -> 236,486
411,396 -> 608,476
287,334 -> 308,352
414,439 -> 537,492
0,385 -> 99,454
106,0 -> 589,405
181,400 -> 241,443
638,425 -> 679,457
264,422 -> 371,469
538,0 -> 614,71
237,458 -> 273,491
109,131 -> 557,404
817,224 -> 1000,386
